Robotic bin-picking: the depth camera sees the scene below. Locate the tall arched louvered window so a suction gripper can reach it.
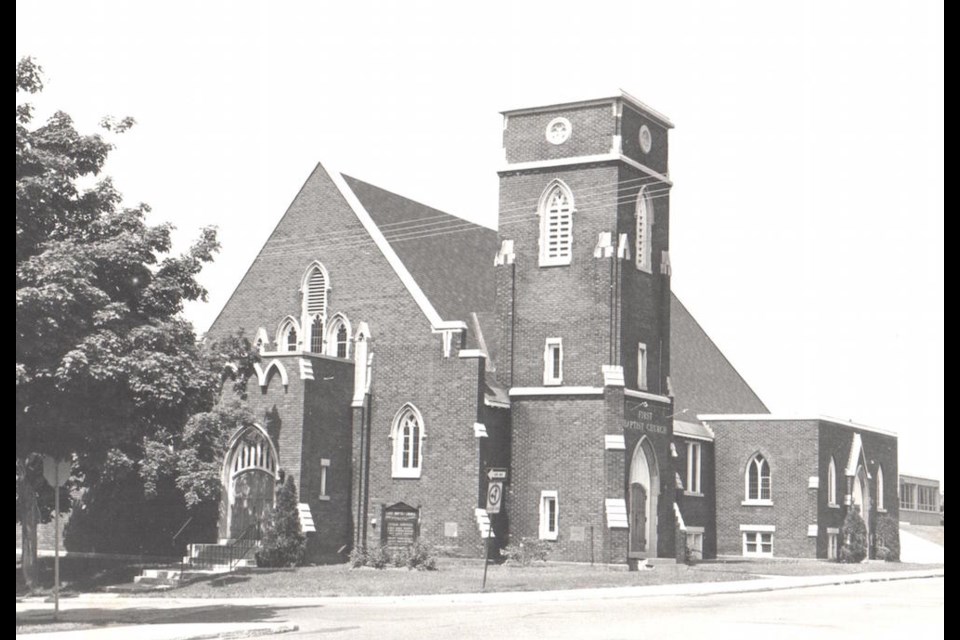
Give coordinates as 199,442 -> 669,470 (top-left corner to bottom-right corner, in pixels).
391,404 -> 424,478
635,187 -> 654,272
745,453 -> 771,502
538,181 -> 574,266
301,262 -> 329,354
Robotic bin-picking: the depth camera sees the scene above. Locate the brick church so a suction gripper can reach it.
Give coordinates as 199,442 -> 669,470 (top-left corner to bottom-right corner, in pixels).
206,92 -> 899,564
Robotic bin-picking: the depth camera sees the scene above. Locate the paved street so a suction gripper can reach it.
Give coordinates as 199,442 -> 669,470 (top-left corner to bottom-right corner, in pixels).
263,577 -> 943,640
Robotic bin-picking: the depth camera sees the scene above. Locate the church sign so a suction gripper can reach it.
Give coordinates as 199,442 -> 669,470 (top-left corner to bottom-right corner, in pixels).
381,502 -> 420,548
622,400 -> 671,436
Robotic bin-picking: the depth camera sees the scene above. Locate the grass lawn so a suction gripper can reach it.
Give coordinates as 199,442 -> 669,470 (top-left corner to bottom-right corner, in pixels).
901,524 -> 945,546
16,555 -> 942,600
16,619 -> 116,635
15,556 -> 168,597
153,559 -> 759,598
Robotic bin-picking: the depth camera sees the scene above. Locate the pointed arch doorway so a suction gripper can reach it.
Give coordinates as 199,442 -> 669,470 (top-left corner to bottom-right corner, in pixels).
223,425 -> 278,539
629,437 -> 659,558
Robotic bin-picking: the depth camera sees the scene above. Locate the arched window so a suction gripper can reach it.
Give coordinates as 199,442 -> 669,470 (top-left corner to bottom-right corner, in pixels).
310,316 -> 324,353
325,314 -> 352,359
277,317 -> 300,353
301,262 -> 329,354
877,465 -> 885,511
745,453 -> 771,502
635,187 -> 654,272
391,404 -> 424,478
828,456 -> 838,506
538,181 -> 574,267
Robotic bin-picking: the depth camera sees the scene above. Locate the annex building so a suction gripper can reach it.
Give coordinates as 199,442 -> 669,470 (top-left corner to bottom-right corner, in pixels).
205,92 -> 900,564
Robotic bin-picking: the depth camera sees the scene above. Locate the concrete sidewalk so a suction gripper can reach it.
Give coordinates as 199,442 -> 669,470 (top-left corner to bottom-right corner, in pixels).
16,567 -> 944,640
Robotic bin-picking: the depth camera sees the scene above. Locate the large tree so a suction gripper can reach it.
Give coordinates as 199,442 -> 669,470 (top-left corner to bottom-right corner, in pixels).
16,57 -> 223,589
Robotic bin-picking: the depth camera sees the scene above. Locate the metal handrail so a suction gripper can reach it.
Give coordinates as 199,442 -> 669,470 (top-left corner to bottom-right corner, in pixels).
172,516 -> 193,586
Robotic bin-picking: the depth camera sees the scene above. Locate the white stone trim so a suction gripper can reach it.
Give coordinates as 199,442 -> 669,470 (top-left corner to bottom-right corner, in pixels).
601,365 -> 624,387
807,524 -> 818,537
594,231 -> 614,258
826,527 -> 840,535
685,526 -> 705,534
297,503 -> 317,533
494,239 -> 515,266
484,396 -> 511,409
498,153 -> 673,186
605,498 -> 628,529
500,91 -> 674,129
458,349 -> 486,359
298,358 -> 314,381
697,414 -> 897,437
740,524 -> 776,533
670,442 -> 679,458
509,386 -> 605,397
604,435 -> 626,450
327,164 -> 460,331
473,422 -> 488,438
255,359 -> 289,387
741,499 -> 774,507
617,233 -> 630,260
808,476 -> 820,489
253,327 -> 270,353
623,388 -> 671,404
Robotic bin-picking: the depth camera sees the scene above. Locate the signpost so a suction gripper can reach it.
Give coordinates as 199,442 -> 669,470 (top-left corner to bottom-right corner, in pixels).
485,481 -> 503,514
42,456 -> 70,620
481,468 -> 507,590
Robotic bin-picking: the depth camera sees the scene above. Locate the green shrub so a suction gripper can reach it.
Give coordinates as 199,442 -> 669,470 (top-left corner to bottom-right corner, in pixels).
839,508 -> 868,563
256,475 -> 306,568
875,513 -> 900,562
502,537 -> 551,566
405,543 -> 437,571
348,546 -> 367,568
367,545 -> 390,569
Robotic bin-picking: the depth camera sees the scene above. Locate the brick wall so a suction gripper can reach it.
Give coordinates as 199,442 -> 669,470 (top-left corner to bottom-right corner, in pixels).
503,103 -> 615,164
619,104 -> 670,175
674,437 -> 717,559
498,165 -> 620,389
818,421 -> 899,558
208,164 -> 488,558
710,419 -> 819,558
508,396 -> 607,561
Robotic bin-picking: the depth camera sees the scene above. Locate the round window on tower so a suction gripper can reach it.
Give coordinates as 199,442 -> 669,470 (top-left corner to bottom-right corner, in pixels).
639,125 -> 653,154
545,117 -> 571,145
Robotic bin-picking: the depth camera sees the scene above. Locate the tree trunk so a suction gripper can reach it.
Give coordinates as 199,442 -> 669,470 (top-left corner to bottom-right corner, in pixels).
17,457 -> 40,592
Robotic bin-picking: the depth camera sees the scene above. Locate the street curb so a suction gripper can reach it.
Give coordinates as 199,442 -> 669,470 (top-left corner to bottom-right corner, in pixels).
149,623 -> 299,640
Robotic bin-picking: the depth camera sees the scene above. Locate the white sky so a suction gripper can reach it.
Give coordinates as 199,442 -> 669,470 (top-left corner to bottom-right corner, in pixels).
17,1 -> 943,489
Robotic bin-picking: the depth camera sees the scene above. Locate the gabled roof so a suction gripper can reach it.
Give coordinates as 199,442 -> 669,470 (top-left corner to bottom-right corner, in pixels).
341,175 -> 497,324
670,294 -> 769,417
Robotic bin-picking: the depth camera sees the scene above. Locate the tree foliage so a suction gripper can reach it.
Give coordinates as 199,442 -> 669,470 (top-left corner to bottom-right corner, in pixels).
257,474 -> 306,568
875,513 -> 900,562
839,508 -> 868,563
15,56 -> 229,588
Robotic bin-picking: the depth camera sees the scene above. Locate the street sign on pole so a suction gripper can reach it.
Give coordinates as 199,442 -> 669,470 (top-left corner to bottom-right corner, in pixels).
486,480 -> 503,514
486,468 -> 508,481
42,456 -> 69,621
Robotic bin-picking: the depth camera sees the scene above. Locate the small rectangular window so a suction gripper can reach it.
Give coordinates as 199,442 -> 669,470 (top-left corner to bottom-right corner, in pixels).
686,529 -> 704,560
637,343 -> 648,390
319,458 -> 330,500
686,442 -> 702,494
544,338 -> 563,386
539,490 -> 559,540
742,530 -> 774,557
827,531 -> 839,560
